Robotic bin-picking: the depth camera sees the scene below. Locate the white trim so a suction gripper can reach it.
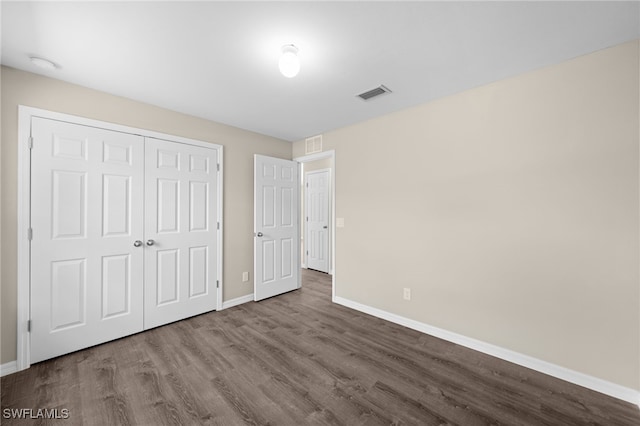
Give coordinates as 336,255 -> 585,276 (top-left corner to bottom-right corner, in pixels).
216,147 -> 224,311
17,106 -> 32,372
0,361 -> 18,377
21,106 -> 221,150
334,296 -> 640,407
294,150 -> 336,300
221,294 -> 254,310
17,105 -> 224,372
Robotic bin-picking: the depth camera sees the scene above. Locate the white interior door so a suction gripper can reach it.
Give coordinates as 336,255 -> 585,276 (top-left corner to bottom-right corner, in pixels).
30,117 -> 144,363
254,155 -> 300,301
144,138 -> 219,328
305,169 -> 330,273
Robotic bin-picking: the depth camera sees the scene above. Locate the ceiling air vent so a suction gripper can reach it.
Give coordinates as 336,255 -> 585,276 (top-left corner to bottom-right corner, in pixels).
357,85 -> 392,101
305,135 -> 322,154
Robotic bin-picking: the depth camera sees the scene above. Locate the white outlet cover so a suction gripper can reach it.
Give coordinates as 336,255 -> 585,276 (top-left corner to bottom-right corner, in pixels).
336,218 -> 345,228
403,288 -> 411,300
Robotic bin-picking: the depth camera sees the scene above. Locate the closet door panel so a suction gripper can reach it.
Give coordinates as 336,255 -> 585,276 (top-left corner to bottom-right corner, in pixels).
30,118 -> 144,363
144,138 -> 219,329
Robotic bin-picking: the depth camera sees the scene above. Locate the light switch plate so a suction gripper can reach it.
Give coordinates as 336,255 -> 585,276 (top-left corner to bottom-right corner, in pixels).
336,217 -> 345,228
242,272 -> 249,282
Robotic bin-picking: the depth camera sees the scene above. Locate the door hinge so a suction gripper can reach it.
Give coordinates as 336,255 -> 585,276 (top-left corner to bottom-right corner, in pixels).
217,222 -> 220,230
216,280 -> 220,288
306,217 -> 309,222
28,136 -> 33,150
27,320 -> 31,332
27,228 -> 33,241
217,163 -> 220,172
306,250 -> 309,255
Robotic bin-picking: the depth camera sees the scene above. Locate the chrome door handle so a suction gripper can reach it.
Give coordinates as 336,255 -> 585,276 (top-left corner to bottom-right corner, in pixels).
256,232 -> 263,237
146,239 -> 155,246
133,240 -> 142,247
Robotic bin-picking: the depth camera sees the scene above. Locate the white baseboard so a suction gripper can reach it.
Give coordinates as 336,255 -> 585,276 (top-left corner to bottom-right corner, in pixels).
221,294 -> 254,310
334,296 -> 640,407
0,361 -> 18,377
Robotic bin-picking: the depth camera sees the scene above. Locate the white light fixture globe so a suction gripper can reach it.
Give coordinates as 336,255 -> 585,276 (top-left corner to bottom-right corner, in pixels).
279,44 -> 300,78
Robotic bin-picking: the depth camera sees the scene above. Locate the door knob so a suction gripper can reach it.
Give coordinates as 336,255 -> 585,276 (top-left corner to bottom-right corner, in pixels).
323,226 -> 328,229
146,239 -> 155,246
133,240 -> 142,247
256,232 -> 263,237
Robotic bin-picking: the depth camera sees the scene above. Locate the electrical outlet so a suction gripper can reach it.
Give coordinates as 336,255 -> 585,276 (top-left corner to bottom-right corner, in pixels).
403,288 -> 411,301
242,272 -> 249,282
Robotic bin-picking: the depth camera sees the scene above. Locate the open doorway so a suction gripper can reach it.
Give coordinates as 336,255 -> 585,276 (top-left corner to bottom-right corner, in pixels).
294,150 -> 336,300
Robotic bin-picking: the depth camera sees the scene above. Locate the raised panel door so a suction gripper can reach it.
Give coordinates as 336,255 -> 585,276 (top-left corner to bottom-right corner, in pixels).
305,170 -> 330,273
30,117 -> 144,363
254,155 -> 300,301
144,138 -> 218,328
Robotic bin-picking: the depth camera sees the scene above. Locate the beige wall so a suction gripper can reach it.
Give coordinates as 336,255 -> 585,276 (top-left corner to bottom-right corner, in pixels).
1,66 -> 292,364
294,41 -> 640,390
303,158 -> 331,173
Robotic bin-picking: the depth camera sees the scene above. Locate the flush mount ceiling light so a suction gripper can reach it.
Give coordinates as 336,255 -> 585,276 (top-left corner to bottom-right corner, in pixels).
30,56 -> 57,70
278,44 -> 300,78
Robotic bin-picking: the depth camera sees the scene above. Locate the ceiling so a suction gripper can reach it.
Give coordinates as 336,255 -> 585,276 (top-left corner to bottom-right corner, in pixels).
2,1 -> 639,142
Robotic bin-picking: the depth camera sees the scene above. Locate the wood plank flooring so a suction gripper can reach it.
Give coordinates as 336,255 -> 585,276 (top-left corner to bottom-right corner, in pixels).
2,269 -> 639,425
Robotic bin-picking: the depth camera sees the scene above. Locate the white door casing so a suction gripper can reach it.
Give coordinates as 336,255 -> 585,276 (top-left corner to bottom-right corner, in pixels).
305,169 -> 330,273
254,155 -> 300,301
144,138 -> 219,328
30,118 -> 145,363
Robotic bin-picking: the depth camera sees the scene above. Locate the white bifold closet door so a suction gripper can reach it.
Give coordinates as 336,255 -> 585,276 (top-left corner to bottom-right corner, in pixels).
143,138 -> 218,329
30,118 -> 219,363
30,118 -> 145,363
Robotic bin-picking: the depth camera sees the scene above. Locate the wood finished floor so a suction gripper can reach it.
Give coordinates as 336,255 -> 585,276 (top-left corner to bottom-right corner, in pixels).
2,269 -> 639,425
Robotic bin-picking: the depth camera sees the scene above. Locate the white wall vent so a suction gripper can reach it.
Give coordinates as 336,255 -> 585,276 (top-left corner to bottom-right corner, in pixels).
357,85 -> 392,101
305,135 -> 322,154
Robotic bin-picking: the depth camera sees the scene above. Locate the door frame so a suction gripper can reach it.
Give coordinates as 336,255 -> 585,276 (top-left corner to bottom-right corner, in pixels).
293,150 -> 336,301
16,105 -> 224,372
304,168 -> 331,274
